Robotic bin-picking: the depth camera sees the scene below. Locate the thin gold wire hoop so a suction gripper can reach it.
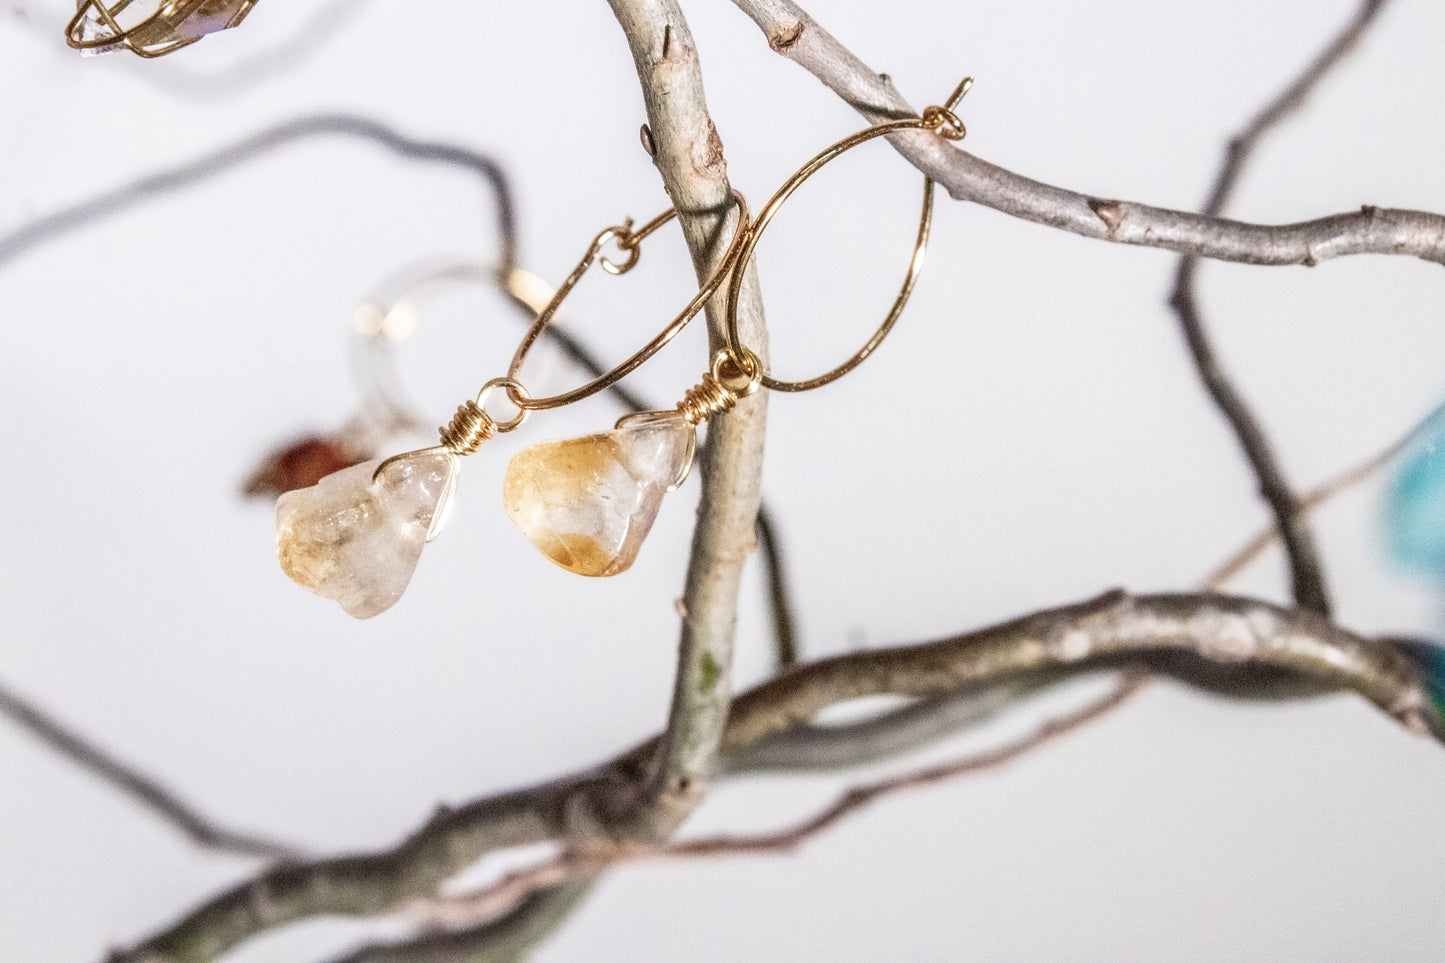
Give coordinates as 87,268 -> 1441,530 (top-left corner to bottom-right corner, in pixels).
506,191 -> 752,411
723,78 -> 972,393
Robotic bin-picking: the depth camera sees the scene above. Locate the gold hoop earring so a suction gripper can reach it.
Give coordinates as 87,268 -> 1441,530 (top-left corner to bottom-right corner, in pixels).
274,79 -> 974,615
500,80 -> 971,579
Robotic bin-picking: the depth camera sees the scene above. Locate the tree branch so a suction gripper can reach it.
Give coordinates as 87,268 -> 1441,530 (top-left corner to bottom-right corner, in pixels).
325,879 -> 595,963
755,506 -> 799,671
109,591 -> 1439,963
605,0 -> 771,828
417,672 -> 1148,932
723,682 -> 1043,774
1170,0 -> 1391,618
717,590 -> 1440,751
0,680 -> 301,861
0,115 -> 518,278
726,0 -> 1445,266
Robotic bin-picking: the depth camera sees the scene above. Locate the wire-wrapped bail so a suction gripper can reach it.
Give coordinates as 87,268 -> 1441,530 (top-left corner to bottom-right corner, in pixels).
677,349 -> 763,425
438,400 -> 496,455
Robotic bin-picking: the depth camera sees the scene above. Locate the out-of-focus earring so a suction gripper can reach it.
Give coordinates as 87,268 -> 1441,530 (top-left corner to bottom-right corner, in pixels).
67,0 -> 259,58
243,260 -> 552,499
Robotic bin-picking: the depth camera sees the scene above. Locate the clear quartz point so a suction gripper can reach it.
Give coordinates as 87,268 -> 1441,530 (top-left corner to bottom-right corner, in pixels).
504,412 -> 695,577
276,451 -> 459,619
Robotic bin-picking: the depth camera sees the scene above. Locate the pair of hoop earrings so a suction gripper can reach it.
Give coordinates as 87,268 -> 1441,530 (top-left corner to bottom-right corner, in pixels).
276,79 -> 972,619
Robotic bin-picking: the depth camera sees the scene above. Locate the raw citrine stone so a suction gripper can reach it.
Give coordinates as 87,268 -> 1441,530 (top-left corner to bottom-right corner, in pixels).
503,413 -> 694,577
276,451 -> 458,619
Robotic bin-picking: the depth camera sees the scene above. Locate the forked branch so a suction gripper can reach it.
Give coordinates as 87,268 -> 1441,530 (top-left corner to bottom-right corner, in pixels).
1170,0 -> 1393,619
111,591 -> 1439,963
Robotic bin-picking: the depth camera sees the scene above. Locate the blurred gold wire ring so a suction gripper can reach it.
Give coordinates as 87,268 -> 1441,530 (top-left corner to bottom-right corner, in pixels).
66,0 -> 258,58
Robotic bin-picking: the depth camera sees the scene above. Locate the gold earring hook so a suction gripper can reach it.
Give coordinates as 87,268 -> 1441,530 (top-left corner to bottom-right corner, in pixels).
721,78 -> 973,393
505,190 -> 753,411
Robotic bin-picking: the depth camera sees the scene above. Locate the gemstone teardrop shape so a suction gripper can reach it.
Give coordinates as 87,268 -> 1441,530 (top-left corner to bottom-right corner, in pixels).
503,413 -> 694,577
276,451 -> 459,619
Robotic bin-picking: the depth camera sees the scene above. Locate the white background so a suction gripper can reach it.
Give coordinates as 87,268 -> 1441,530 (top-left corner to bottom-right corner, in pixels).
3,1 -> 1445,960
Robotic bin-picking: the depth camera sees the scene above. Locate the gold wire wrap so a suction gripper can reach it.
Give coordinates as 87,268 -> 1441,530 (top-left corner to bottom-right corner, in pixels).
369,377 -> 529,482
506,191 -> 752,412
66,0 -> 258,58
676,349 -> 764,425
438,400 -> 496,455
722,77 -> 973,392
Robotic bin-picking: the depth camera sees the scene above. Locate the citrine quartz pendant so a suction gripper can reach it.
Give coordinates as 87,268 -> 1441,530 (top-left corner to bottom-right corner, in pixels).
503,412 -> 695,577
276,451 -> 459,618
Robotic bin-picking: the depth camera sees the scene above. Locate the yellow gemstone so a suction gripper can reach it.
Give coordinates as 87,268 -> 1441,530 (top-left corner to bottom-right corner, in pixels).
503,413 -> 694,577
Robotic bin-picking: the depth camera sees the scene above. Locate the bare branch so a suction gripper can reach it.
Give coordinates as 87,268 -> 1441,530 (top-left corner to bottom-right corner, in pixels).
108,779 -> 585,962
109,591 -> 1439,963
1170,0 -> 1391,618
0,680 -> 300,861
606,0 -> 771,826
755,506 -> 800,671
718,590 -> 1440,752
726,0 -> 1445,266
0,115 -> 518,279
418,672 -> 1148,933
327,880 -> 595,963
723,682 -> 1044,774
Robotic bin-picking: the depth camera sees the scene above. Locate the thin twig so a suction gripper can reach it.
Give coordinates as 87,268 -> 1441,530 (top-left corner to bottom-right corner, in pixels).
722,681 -> 1045,774
326,880 -> 595,963
1169,0 -> 1391,617
110,590 -> 1438,963
1203,397 -> 1445,591
0,114 -> 518,279
417,672 -> 1148,932
727,0 -> 1445,266
0,681 -> 301,861
755,505 -> 799,670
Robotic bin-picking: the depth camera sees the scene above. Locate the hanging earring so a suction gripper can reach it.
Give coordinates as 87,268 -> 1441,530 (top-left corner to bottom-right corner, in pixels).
67,0 -> 258,58
273,200 -> 753,617
268,258 -> 559,618
503,349 -> 761,577
275,376 -> 529,619
503,78 -> 972,577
